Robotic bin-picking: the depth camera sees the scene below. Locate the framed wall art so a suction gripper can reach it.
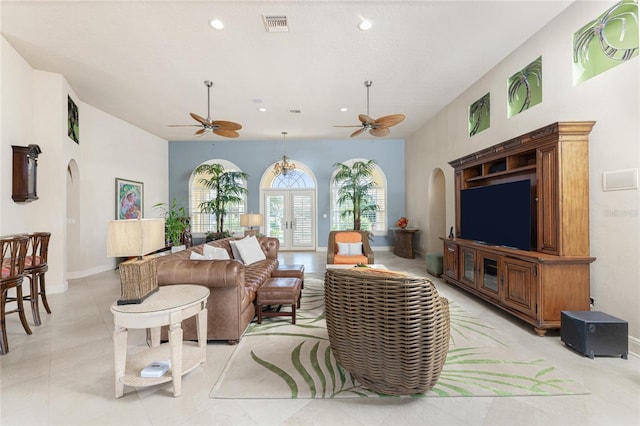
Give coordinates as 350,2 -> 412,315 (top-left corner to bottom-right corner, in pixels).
116,178 -> 143,219
507,56 -> 542,118
573,0 -> 638,85
469,92 -> 490,137
68,95 -> 79,144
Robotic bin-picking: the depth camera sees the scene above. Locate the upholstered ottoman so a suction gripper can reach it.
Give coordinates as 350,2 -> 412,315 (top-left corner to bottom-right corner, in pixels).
256,277 -> 302,324
426,252 -> 443,277
271,264 -> 305,288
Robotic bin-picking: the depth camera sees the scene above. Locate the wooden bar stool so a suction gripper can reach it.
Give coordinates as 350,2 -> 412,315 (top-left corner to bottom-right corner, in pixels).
24,232 -> 51,326
1,235 -> 32,355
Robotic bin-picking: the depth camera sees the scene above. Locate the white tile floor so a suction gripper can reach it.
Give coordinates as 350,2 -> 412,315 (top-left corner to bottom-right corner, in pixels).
1,250 -> 638,426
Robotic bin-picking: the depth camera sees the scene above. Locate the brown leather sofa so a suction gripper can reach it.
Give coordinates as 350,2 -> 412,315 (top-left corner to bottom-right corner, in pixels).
155,236 -> 279,344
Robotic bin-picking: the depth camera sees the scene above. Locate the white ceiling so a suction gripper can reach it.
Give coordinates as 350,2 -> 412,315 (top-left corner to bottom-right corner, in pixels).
1,1 -> 574,142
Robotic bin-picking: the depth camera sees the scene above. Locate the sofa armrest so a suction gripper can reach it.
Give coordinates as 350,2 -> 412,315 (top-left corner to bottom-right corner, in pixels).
157,259 -> 245,288
258,236 -> 279,260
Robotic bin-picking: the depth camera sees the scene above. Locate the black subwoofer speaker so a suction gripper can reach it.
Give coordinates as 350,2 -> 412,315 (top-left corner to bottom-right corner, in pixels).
561,311 -> 628,359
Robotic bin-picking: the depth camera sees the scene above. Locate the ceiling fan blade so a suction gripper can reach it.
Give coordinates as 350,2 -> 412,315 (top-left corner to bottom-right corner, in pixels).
190,112 -> 208,125
333,125 -> 364,128
350,128 -> 366,138
359,114 -> 375,125
369,127 -> 390,137
214,129 -> 240,138
168,124 -> 200,127
375,114 -> 406,128
194,128 -> 208,136
212,120 -> 242,131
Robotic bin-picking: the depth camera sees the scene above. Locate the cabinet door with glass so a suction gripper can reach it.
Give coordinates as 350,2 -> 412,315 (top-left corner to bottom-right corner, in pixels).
443,242 -> 459,280
459,247 -> 477,289
477,251 -> 501,301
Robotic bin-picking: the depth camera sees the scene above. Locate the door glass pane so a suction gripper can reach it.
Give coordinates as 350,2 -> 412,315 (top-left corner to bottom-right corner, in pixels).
463,251 -> 475,281
265,193 -> 285,244
291,192 -> 313,247
483,257 -> 499,292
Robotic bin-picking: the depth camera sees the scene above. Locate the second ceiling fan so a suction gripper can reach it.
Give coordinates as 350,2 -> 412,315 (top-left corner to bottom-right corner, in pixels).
335,80 -> 405,137
169,80 -> 242,138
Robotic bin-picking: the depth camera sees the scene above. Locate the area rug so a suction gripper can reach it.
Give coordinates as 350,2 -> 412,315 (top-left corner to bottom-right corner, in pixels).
210,274 -> 588,399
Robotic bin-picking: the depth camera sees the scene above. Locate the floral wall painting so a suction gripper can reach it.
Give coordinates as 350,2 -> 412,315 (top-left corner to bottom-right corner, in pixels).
469,92 -> 490,137
573,0 -> 638,85
116,178 -> 143,219
67,95 -> 79,144
507,56 -> 542,118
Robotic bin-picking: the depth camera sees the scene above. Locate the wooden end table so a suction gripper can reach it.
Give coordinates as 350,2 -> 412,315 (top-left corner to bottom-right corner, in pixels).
110,284 -> 209,398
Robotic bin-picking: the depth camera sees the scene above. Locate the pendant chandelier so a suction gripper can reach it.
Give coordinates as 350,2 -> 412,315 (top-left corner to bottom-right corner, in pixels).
272,131 -> 296,176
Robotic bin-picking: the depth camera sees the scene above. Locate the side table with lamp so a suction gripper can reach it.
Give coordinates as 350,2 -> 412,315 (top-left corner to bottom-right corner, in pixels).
240,213 -> 263,237
107,218 -> 165,305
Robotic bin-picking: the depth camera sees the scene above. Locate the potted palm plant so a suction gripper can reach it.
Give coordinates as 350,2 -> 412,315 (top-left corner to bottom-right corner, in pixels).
153,198 -> 189,248
194,163 -> 248,239
333,159 -> 379,231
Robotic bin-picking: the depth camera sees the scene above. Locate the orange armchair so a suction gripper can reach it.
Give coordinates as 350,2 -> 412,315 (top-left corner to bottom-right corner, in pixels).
327,230 -> 374,265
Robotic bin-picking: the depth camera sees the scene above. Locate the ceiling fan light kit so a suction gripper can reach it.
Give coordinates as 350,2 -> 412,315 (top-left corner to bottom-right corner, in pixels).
168,80 -> 242,138
334,80 -> 405,137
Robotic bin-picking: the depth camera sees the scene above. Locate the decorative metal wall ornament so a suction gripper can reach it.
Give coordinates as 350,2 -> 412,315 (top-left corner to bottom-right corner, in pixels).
469,93 -> 490,137
507,56 -> 542,118
573,0 -> 638,85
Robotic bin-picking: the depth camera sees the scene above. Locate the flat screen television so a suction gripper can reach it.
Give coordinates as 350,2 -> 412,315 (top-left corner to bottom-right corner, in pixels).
460,179 -> 532,250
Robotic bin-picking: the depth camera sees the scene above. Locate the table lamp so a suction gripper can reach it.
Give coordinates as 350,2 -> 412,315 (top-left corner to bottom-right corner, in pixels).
107,218 -> 165,305
240,213 -> 263,237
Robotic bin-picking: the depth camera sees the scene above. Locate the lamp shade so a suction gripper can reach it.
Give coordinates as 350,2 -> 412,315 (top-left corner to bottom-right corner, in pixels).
240,213 -> 263,228
107,218 -> 165,257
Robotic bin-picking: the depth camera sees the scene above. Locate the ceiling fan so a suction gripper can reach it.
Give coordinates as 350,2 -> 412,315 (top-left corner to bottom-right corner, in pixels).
168,80 -> 242,138
335,80 -> 405,137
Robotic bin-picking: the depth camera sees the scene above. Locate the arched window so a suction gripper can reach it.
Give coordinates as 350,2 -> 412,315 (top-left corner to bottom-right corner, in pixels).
330,158 -> 387,233
189,159 -> 247,235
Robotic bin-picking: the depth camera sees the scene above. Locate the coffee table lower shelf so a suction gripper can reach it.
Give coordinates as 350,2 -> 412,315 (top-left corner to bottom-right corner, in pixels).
119,342 -> 205,389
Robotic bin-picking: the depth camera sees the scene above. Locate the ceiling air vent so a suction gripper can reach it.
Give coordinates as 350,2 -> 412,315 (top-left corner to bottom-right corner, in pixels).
262,14 -> 289,32
289,109 -> 302,114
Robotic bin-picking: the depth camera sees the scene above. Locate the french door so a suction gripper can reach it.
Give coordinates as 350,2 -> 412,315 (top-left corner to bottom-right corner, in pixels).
264,190 -> 315,250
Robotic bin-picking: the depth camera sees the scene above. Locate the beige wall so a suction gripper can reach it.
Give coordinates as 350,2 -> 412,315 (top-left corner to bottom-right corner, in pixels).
405,1 -> 639,353
1,37 -> 169,291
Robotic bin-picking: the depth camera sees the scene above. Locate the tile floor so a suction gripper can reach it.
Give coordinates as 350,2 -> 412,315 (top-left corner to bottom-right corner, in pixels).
1,250 -> 638,426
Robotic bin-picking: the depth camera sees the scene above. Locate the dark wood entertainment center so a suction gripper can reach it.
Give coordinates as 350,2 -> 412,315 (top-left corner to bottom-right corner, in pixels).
441,121 -> 596,335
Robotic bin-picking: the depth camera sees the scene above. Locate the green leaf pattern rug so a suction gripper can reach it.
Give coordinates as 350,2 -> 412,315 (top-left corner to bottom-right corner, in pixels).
210,276 -> 587,399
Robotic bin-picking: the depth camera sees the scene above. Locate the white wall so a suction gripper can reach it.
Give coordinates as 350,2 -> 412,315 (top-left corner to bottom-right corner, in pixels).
405,1 -> 639,353
1,36 -> 169,291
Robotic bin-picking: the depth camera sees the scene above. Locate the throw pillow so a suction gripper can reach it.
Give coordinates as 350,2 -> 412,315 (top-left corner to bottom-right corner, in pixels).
337,242 -> 363,256
229,239 -> 244,263
189,252 -> 209,260
347,242 -> 362,255
337,242 -> 351,255
203,244 -> 230,260
234,235 -> 266,265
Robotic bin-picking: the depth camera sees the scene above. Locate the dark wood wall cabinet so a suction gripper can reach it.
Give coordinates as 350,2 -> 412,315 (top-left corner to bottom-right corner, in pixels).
12,144 -> 42,202
441,122 -> 596,336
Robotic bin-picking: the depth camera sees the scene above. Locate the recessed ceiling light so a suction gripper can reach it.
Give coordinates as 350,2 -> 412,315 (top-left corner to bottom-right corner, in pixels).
209,19 -> 224,30
358,18 -> 373,31
340,107 -> 348,112
258,107 -> 267,112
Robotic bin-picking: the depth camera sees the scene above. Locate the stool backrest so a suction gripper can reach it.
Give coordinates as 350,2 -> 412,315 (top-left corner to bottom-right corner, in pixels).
1,235 -> 29,279
27,232 -> 51,265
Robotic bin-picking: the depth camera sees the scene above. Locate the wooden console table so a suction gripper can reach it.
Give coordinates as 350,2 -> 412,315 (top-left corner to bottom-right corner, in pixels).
393,228 -> 418,259
111,284 -> 209,398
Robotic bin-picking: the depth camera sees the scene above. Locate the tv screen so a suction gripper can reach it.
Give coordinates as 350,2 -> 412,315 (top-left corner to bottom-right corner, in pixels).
460,179 -> 532,250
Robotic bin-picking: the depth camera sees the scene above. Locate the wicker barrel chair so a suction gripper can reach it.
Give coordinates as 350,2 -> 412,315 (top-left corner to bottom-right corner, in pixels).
324,268 -> 450,395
